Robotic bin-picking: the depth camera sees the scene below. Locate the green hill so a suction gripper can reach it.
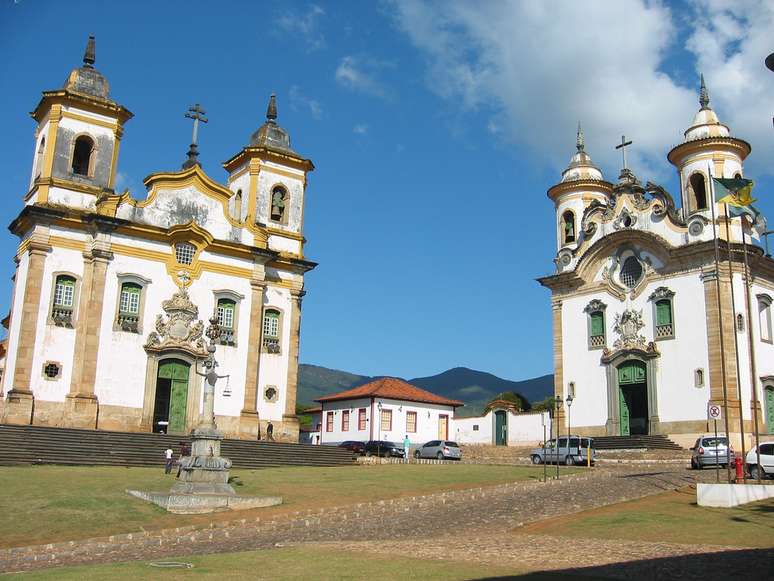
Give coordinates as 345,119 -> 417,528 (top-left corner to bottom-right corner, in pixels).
297,364 -> 553,416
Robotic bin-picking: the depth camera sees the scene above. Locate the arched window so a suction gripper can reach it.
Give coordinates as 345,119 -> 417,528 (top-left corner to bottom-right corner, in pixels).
689,173 -> 708,211
174,242 -> 196,265
35,137 -> 46,178
562,210 -> 575,244
234,189 -> 243,222
217,298 -> 237,345
263,308 -> 281,353
620,256 -> 644,289
734,172 -> 742,179
736,313 -> 745,333
584,299 -> 607,349
759,295 -> 773,343
71,135 -> 94,176
52,274 -> 76,326
270,185 -> 288,223
694,368 -> 705,388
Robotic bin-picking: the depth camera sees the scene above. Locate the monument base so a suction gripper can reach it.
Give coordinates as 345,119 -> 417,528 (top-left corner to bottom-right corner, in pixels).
127,489 -> 282,514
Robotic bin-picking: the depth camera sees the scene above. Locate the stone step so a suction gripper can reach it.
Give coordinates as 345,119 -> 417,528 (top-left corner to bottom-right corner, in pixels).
0,424 -> 355,468
592,435 -> 683,450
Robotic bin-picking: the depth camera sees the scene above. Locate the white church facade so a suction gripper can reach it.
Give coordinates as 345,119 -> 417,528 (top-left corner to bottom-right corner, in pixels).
0,37 -> 315,441
539,79 -> 774,448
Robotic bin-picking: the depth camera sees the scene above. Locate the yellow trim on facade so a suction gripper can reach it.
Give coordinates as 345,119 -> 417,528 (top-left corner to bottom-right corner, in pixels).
49,235 -> 86,252
61,110 -> 118,131
258,163 -> 306,181
108,132 -> 122,190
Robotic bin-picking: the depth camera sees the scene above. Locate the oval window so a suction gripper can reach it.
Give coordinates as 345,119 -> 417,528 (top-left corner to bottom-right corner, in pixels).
620,256 -> 643,288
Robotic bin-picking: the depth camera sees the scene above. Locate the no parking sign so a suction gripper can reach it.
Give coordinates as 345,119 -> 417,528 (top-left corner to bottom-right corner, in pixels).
707,403 -> 723,421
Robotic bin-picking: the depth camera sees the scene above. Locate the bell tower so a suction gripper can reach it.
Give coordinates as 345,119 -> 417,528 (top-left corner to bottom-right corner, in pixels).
222,94 -> 314,255
667,75 -> 750,218
547,125 -> 613,270
28,35 -> 133,209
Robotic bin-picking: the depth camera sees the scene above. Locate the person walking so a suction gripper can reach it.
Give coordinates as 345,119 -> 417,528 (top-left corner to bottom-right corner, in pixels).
164,446 -> 174,474
403,434 -> 410,461
267,422 -> 274,441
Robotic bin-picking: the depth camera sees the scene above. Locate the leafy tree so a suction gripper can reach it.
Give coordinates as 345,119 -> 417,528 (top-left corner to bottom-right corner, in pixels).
530,395 -> 558,412
486,391 -> 530,412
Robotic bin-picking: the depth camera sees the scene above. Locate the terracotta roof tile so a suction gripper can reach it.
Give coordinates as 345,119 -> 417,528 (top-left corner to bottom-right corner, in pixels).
315,377 -> 463,407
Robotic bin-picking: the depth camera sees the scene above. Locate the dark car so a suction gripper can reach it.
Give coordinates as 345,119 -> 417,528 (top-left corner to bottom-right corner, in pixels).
338,440 -> 366,455
364,440 -> 405,458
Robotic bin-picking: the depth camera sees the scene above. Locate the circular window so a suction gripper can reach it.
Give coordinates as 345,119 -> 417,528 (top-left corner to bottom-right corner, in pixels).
620,256 -> 643,288
43,362 -> 61,380
264,386 -> 278,402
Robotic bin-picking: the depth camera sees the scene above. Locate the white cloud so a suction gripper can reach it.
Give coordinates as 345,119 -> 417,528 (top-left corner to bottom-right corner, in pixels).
390,0 -> 774,181
353,123 -> 369,135
685,0 -> 774,177
276,4 -> 326,51
289,85 -> 323,120
114,171 -> 138,193
335,56 -> 393,99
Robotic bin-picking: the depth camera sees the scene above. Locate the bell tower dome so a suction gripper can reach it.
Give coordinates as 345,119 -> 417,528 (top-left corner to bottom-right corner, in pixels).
667,75 -> 750,218
28,35 -> 133,209
547,124 -> 613,256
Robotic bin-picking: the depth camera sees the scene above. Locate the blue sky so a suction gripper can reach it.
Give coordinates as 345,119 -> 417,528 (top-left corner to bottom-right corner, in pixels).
1,1 -> 773,381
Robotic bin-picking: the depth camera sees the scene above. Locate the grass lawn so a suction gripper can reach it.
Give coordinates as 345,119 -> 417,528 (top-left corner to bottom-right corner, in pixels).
9,545 -> 601,581
519,486 -> 774,548
0,463 -> 571,548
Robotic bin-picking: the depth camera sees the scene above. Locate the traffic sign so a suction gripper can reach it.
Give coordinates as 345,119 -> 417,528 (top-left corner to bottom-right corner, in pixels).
707,403 -> 722,421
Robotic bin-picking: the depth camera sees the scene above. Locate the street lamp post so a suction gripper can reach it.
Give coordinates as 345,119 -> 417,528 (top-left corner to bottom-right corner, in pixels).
554,395 -> 562,479
566,393 -> 574,464
377,402 -> 382,460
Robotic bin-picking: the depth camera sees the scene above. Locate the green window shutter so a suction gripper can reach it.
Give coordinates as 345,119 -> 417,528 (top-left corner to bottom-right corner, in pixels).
590,312 -> 604,336
119,283 -> 141,314
656,300 -> 672,326
54,276 -> 76,307
217,299 -> 236,329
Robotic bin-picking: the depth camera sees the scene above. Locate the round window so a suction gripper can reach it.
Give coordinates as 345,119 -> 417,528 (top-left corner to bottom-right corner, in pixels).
620,256 -> 643,288
264,387 -> 278,402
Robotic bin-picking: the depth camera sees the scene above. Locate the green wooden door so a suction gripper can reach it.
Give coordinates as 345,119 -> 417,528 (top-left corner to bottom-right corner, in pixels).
618,361 -> 646,437
494,411 -> 507,445
619,388 -> 631,436
158,360 -> 190,433
766,388 -> 774,435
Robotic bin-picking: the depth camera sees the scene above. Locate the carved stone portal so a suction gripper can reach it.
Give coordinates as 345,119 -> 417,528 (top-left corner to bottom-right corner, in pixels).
144,288 -> 208,357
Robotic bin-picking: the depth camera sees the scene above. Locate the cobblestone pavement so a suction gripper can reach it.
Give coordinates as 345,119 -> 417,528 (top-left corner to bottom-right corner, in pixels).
1,465 -> 763,575
314,535 -> 771,580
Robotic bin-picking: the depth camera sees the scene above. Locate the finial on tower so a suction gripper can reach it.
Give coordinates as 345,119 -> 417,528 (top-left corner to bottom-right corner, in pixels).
83,35 -> 96,68
576,122 -> 585,152
266,93 -> 277,122
699,73 -> 710,110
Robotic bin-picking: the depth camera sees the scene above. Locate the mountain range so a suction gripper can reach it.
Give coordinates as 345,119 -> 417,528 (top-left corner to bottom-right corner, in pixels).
298,364 -> 554,417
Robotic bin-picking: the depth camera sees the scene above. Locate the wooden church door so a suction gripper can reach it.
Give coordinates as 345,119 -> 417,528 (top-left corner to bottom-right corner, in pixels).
155,359 -> 190,434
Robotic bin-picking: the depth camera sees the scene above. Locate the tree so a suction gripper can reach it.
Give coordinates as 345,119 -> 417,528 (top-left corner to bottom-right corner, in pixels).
485,391 -> 530,412
530,395 -> 557,413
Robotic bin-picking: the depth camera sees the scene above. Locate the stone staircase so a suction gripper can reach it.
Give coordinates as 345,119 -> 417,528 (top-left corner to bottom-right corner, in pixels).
0,424 -> 356,468
592,434 -> 683,450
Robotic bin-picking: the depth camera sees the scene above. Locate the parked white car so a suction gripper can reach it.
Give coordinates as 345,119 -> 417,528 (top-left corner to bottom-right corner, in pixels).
745,442 -> 774,480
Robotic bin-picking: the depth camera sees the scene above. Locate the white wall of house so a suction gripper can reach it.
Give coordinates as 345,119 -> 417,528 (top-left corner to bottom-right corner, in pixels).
455,410 -> 551,446
319,397 -> 457,446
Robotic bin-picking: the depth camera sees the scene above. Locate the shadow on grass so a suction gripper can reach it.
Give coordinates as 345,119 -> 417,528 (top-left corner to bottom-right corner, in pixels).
468,547 -> 774,581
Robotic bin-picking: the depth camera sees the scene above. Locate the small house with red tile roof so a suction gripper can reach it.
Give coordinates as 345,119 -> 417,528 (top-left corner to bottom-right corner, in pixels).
315,377 -> 463,446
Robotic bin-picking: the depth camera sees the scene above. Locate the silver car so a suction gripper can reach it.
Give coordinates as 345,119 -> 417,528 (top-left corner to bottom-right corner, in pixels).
530,436 -> 596,466
690,436 -> 734,469
414,440 -> 462,460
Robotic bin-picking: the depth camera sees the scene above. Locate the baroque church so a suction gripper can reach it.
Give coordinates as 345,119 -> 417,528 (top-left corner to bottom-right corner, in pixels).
539,79 -> 774,448
0,37 -> 315,441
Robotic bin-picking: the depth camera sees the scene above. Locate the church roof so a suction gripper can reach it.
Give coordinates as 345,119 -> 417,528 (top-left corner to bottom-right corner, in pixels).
560,123 -> 603,183
316,377 -> 464,407
249,94 -> 299,156
683,74 -> 730,142
63,35 -> 112,102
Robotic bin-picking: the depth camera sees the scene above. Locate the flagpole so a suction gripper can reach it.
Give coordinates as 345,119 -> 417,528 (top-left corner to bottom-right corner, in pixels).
708,166 -> 733,484
723,202 -> 747,482
740,215 -> 762,482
